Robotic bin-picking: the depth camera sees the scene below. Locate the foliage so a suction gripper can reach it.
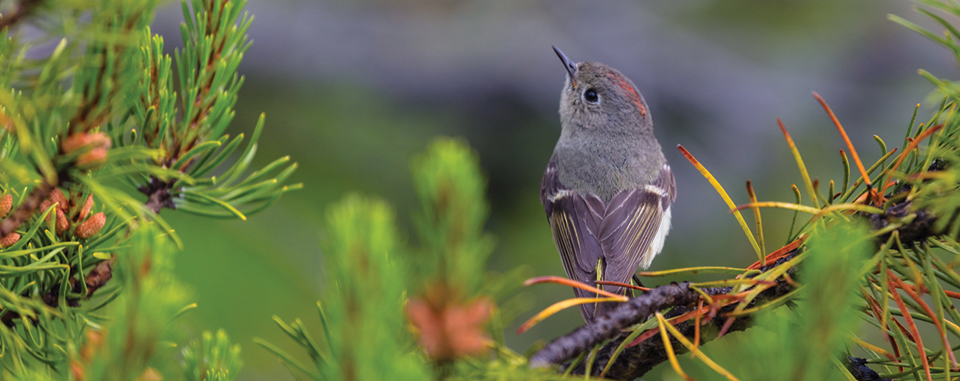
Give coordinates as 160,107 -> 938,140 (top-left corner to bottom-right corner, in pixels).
76,227 -> 192,380
260,139 -> 557,380
181,330 -> 243,381
410,139 -> 494,295
0,0 -> 297,378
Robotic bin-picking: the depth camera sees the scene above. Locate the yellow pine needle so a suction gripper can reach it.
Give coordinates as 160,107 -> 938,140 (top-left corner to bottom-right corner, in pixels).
731,201 -> 814,215
637,266 -> 753,277
655,312 -> 696,381
852,333 -> 896,362
947,320 -> 960,339
656,312 -> 740,381
724,286 -> 804,317
732,202 -> 883,220
850,320 -> 897,361
595,280 -> 648,291
689,285 -> 715,307
728,252 -> 807,317
777,118 -> 821,210
691,278 -> 776,288
523,276 -> 630,300
678,145 -> 762,261
746,180 -> 765,255
516,297 -> 625,334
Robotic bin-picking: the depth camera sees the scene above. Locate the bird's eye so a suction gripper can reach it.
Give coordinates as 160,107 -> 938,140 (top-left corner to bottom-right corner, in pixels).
583,88 -> 599,103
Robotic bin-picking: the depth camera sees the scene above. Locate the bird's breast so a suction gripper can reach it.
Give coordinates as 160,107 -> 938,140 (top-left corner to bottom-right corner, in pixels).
553,143 -> 655,203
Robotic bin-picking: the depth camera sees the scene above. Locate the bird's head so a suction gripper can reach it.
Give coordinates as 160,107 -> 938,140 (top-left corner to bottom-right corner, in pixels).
553,46 -> 652,137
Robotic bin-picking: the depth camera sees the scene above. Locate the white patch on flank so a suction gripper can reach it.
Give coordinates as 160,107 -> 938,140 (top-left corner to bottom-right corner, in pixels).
639,206 -> 671,270
643,184 -> 667,197
550,189 -> 574,203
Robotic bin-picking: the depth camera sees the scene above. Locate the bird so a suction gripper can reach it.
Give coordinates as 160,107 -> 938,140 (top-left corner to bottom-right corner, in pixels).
540,46 -> 676,323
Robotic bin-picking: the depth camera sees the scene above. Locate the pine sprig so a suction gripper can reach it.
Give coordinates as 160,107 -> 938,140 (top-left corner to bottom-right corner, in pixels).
0,0 -> 293,377
181,329 -> 243,381
130,0 -> 300,217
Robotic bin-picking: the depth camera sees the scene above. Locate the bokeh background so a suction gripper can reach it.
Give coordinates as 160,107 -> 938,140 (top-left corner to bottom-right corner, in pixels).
148,0 -> 953,379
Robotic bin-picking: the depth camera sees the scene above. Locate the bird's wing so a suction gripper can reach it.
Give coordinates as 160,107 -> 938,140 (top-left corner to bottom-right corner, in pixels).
598,163 -> 676,295
540,156 -> 606,311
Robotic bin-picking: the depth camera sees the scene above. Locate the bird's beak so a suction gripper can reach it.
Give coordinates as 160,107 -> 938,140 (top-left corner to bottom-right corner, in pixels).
552,46 -> 578,89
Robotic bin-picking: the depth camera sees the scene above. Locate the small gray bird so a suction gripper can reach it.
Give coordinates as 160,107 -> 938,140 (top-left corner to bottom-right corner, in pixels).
540,47 -> 676,323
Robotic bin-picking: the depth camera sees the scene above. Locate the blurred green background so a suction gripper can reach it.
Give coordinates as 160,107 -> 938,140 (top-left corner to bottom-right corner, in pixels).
148,0 -> 951,379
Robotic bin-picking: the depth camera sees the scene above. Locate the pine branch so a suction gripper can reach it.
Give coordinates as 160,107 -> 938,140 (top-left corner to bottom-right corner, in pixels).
530,262 -> 795,379
569,276 -> 793,379
528,282 -> 700,369
531,196 -> 952,380
870,200 -> 946,245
